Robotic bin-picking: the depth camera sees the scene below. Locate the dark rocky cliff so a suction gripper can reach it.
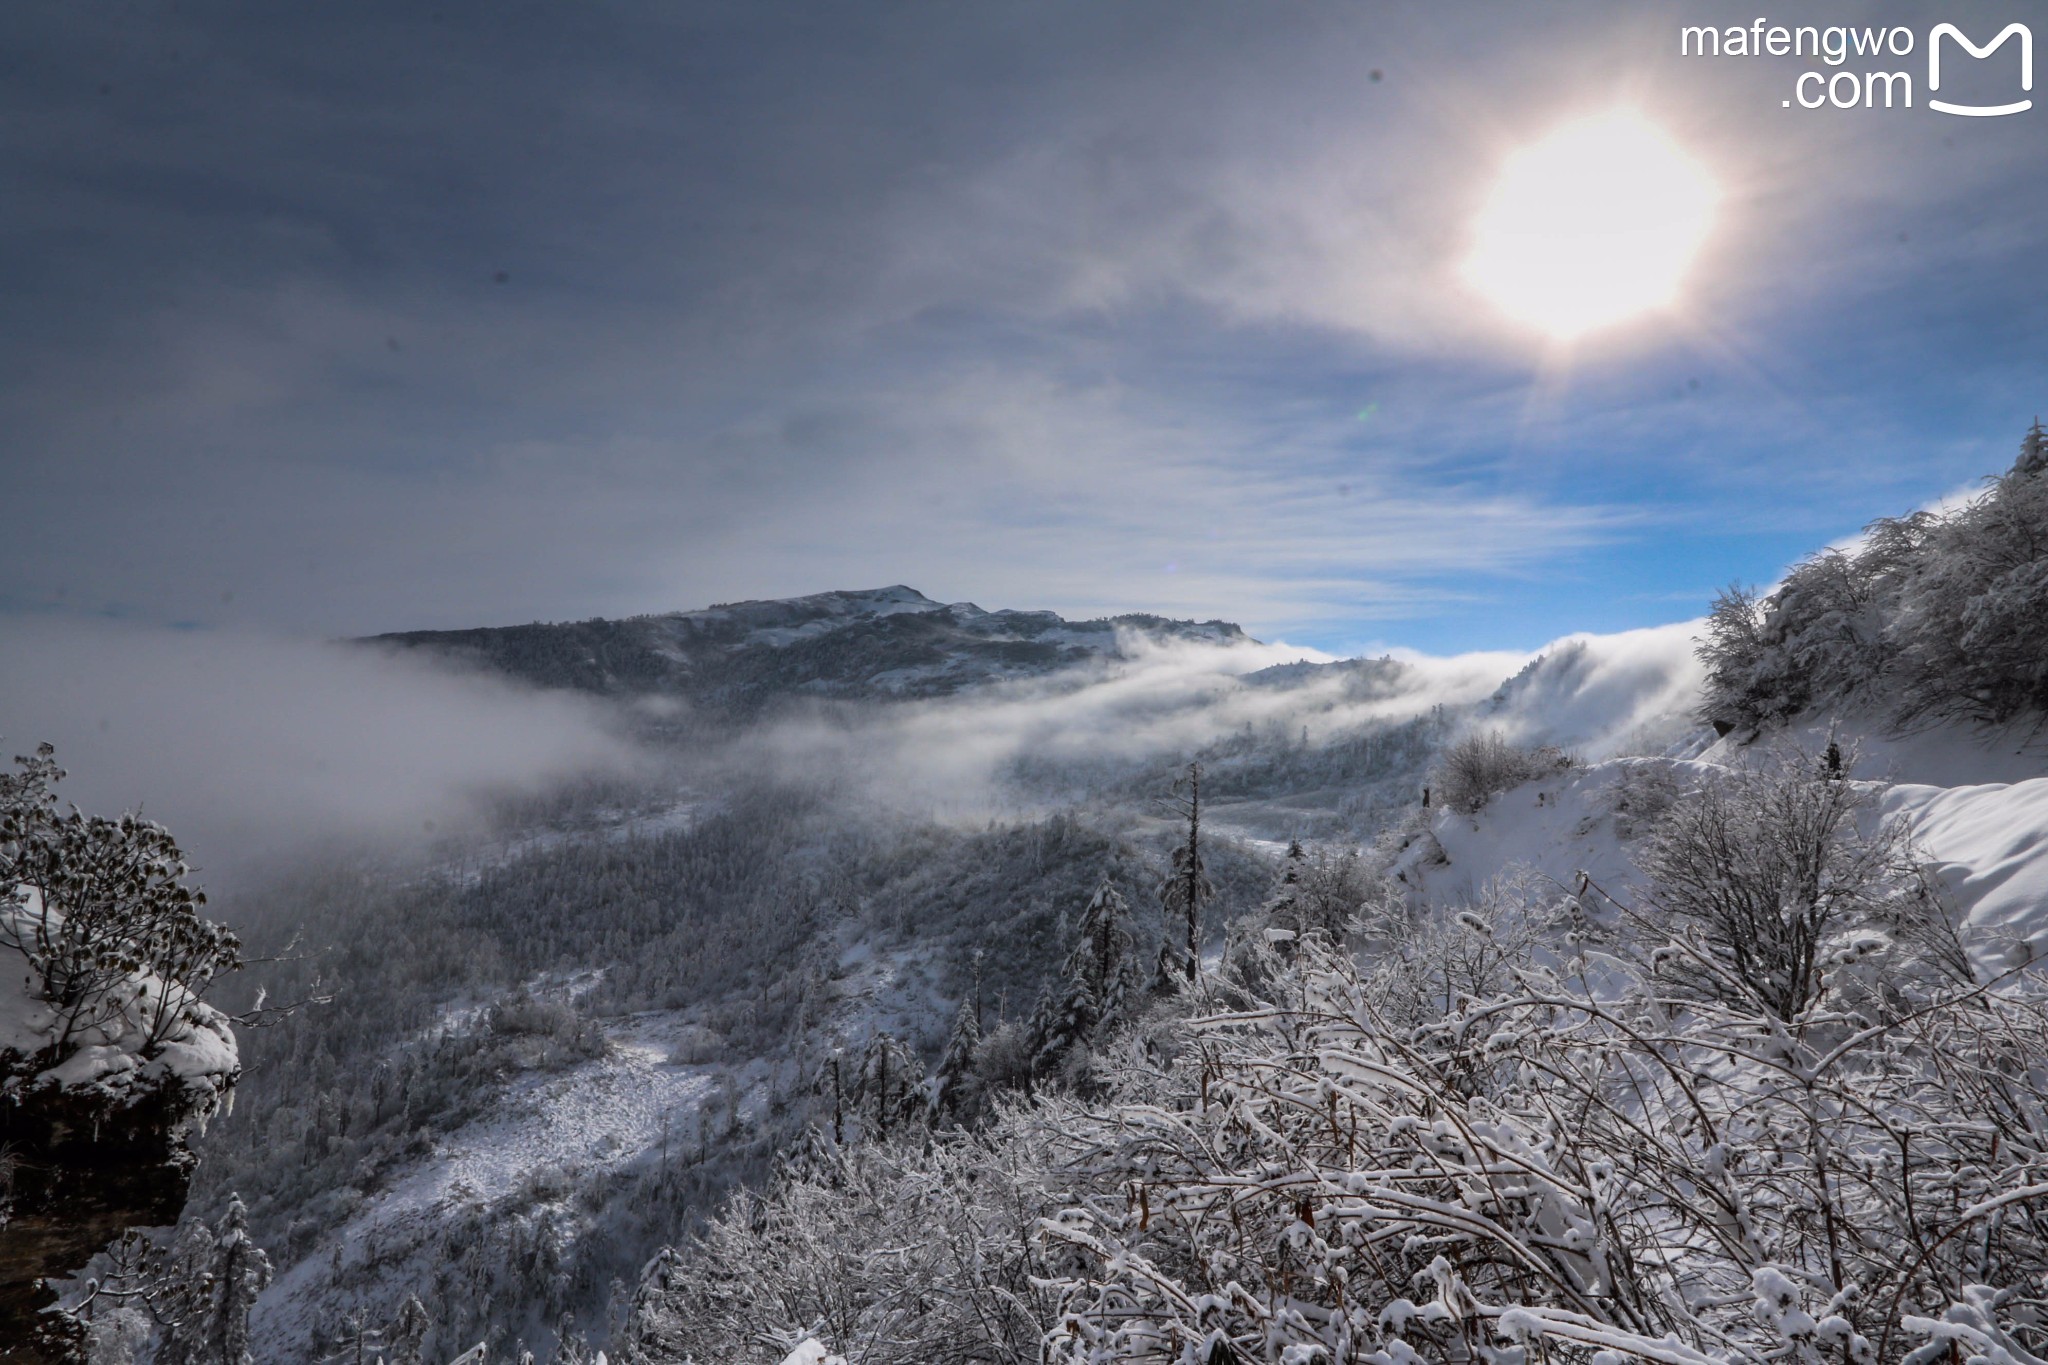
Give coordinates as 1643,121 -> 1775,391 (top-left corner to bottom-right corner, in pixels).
1,1054 -> 237,1362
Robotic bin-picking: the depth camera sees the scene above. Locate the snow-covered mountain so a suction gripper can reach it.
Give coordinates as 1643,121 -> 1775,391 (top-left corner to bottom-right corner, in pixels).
195,565 -> 2048,1363
201,612 -> 1731,1358
123,438 -> 2048,1363
365,586 -> 1252,710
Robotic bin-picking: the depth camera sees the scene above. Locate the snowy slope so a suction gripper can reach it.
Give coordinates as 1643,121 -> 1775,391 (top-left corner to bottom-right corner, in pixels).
1392,716 -> 2048,974
252,1011 -> 724,1358
246,907 -> 964,1360
1885,778 -> 2048,964
1387,758 -> 1713,909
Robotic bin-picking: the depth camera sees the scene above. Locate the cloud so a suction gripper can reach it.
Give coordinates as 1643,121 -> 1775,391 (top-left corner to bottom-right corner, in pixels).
0,601 -> 1708,888
1,1 -> 2042,656
1475,621 -> 1708,756
0,614 -> 641,884
734,617 -> 1703,820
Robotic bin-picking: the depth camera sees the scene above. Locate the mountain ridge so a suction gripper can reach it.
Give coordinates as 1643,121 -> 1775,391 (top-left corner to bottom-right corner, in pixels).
363,585 -> 1256,710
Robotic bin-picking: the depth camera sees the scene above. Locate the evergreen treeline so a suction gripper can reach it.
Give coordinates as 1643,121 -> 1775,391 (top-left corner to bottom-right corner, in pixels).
175,778 -> 1271,1361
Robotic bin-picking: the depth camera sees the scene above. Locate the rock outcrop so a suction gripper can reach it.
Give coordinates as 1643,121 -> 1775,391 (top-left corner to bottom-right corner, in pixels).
0,962 -> 238,1365
1,1060 -> 235,1364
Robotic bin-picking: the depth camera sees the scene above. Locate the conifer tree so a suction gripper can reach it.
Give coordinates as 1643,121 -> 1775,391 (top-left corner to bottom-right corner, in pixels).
1153,764 -> 1213,991
934,993 -> 983,1113
1263,838 -> 1307,928
2019,414 -> 2047,476
614,1248 -> 685,1365
156,1196 -> 273,1365
852,1032 -> 924,1137
1030,879 -> 1144,1082
386,1293 -> 431,1365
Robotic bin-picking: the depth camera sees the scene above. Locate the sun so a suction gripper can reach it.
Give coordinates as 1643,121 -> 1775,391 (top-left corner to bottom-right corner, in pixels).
1464,110 -> 1719,341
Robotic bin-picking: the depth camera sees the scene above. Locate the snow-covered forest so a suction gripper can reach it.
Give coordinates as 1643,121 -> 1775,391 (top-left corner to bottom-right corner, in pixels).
8,428 -> 2048,1365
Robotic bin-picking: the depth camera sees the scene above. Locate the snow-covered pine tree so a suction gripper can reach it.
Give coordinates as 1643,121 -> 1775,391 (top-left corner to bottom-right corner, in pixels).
1083,884 -> 1145,1040
612,1248 -> 685,1365
933,993 -> 983,1115
1219,838 -> 1314,1000
851,1032 -> 925,1138
1027,879 -> 1144,1083
2019,414 -> 2047,476
386,1293 -> 431,1365
1276,836 -> 1305,892
1152,764 -> 1213,992
1247,836 -> 1308,942
1027,944 -> 1095,1078
155,1195 -> 273,1365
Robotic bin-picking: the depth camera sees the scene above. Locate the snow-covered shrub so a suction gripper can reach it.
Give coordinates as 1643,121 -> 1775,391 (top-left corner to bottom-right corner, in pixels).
972,1018 -> 1038,1099
1629,746 -> 1966,1022
2,744 -> 242,1072
1027,880 -> 1147,1089
1036,921 -> 2048,1365
485,990 -> 609,1068
1607,760 -> 1683,841
1263,841 -> 1383,947
1357,870 -> 1576,1031
1431,732 -> 1571,814
623,1120 -> 1063,1365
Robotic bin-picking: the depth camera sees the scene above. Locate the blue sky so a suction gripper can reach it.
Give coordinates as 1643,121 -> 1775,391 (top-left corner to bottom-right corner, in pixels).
2,0 -> 2044,656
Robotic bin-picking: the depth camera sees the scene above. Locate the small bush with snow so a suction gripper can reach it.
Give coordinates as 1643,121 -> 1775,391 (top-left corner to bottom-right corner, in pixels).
1431,731 -> 1573,814
1,743 -> 240,1100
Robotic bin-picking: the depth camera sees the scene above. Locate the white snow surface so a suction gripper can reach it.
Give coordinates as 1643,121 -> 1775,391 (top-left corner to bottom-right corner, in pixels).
1397,711 -> 2048,973
382,1040 -> 710,1216
1391,759 -> 1716,908
1885,778 -> 2048,962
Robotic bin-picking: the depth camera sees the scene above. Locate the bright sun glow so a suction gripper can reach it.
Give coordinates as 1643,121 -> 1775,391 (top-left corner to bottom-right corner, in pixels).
1464,110 -> 1719,340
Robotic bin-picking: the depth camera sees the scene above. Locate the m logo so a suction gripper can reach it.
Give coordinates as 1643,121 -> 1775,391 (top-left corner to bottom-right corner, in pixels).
1928,22 -> 2032,116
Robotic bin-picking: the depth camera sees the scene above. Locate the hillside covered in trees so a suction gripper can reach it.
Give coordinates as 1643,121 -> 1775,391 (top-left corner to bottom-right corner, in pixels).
365,586 -> 1251,713
21,427 -> 2048,1365
1698,422 -> 2048,737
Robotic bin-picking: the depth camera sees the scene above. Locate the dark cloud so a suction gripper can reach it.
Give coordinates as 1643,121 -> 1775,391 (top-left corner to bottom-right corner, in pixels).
1,0 -> 2043,650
